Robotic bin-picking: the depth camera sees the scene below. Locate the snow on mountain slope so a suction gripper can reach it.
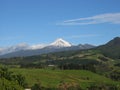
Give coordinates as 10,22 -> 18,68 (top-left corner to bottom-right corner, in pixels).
50,38 -> 72,47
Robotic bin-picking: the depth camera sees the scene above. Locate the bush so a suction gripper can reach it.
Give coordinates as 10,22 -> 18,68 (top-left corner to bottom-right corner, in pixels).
87,83 -> 119,90
0,66 -> 26,90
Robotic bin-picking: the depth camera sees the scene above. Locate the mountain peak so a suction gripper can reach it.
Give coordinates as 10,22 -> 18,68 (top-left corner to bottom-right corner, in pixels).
50,38 -> 72,47
106,37 -> 120,46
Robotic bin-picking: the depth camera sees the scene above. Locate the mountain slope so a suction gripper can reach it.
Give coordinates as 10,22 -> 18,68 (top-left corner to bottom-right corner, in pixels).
97,37 -> 120,59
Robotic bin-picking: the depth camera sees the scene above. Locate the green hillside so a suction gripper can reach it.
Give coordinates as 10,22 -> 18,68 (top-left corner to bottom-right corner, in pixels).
96,37 -> 120,59
0,37 -> 120,89
11,68 -> 119,89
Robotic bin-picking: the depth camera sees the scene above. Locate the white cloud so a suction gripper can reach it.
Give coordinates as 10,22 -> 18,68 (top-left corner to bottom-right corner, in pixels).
29,44 -> 47,50
0,43 -> 47,55
0,43 -> 28,55
58,13 -> 120,25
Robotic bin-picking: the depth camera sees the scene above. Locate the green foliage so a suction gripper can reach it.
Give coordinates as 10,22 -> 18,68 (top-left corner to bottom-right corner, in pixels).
31,83 -> 42,90
12,74 -> 27,87
0,78 -> 23,90
58,63 -> 96,73
0,66 -> 26,90
11,68 -> 119,89
109,69 -> 120,81
87,83 -> 119,90
0,37 -> 120,89
114,63 -> 120,67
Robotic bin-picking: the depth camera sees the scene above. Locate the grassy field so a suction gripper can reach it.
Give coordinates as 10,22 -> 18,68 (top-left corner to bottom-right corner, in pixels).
10,68 -> 119,89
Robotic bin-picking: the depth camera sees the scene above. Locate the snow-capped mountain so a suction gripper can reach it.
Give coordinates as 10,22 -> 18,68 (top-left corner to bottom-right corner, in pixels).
0,38 -> 95,58
0,39 -> 72,55
50,38 -> 72,47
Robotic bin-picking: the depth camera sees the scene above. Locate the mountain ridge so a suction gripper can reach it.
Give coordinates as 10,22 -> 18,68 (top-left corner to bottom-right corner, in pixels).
0,38 -> 95,58
1,37 -> 120,59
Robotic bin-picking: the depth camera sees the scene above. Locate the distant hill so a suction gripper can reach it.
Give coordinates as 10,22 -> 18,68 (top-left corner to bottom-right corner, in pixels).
96,37 -> 120,59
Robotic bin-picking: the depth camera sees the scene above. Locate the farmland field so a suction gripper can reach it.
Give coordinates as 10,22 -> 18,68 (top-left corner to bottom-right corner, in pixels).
10,68 -> 119,89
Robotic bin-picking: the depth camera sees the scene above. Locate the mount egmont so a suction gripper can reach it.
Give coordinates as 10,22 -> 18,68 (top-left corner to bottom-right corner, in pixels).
0,38 -> 95,58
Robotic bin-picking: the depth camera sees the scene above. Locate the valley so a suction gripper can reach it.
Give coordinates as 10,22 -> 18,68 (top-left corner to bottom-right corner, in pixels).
0,37 -> 120,90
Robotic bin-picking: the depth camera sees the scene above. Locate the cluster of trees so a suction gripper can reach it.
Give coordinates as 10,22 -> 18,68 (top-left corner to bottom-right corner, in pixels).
20,63 -> 45,68
87,84 -> 119,90
31,82 -> 82,90
20,60 -> 98,73
0,65 -> 26,90
108,69 -> 120,81
31,83 -> 46,90
114,63 -> 120,67
58,63 -> 96,72
30,82 -> 120,90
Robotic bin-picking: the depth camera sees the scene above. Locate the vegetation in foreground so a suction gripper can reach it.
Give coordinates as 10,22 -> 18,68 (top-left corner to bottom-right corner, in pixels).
11,68 -> 120,90
0,65 -> 120,90
0,65 -> 26,90
0,37 -> 120,89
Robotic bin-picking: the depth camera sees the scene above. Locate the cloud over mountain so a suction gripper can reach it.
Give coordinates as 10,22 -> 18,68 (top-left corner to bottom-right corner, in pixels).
0,43 -> 47,55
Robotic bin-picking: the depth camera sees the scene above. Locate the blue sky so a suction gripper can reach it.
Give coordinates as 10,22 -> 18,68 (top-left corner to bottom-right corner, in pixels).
0,0 -> 120,47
